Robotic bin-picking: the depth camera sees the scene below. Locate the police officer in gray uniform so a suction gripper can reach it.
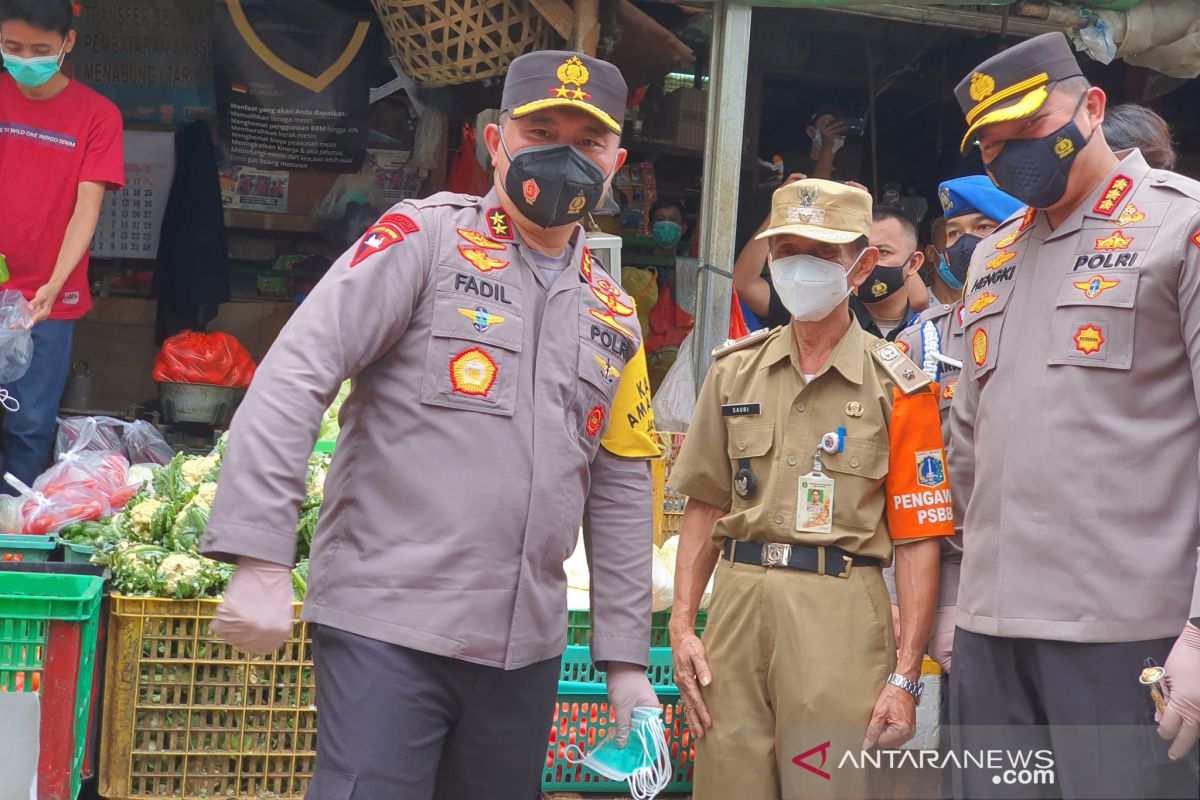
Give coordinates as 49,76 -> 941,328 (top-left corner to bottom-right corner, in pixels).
949,32 -> 1200,797
892,176 -> 1023,673
199,51 -> 663,800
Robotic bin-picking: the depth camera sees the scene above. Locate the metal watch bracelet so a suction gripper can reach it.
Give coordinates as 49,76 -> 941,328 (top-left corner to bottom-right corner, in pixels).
885,672 -> 924,705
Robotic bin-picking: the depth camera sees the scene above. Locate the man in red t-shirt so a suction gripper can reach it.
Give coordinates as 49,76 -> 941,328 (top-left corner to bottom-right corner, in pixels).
0,0 -> 123,485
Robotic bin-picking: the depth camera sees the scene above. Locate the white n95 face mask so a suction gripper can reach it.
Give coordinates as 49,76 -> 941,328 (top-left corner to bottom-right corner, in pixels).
770,251 -> 859,322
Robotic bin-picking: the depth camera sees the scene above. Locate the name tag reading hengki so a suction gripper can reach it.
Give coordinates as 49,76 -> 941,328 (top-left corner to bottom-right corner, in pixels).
721,403 -> 761,417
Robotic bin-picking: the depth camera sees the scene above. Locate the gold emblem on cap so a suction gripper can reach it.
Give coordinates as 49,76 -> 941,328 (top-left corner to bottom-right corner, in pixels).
969,72 -> 995,103
1054,136 -> 1075,159
797,185 -> 819,207
553,56 -> 592,101
939,186 -> 952,213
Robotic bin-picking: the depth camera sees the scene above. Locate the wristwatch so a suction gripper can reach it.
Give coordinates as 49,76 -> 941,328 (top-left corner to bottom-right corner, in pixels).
885,672 -> 924,705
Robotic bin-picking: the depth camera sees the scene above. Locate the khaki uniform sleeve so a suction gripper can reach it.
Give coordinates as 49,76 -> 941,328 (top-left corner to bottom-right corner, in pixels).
886,384 -> 955,541
584,450 -> 653,668
1177,211 -> 1200,619
667,361 -> 732,511
201,207 -> 432,565
600,338 -> 659,459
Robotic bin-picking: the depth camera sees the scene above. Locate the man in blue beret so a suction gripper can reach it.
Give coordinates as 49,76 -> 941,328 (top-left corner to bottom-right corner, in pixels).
891,176 -> 1022,671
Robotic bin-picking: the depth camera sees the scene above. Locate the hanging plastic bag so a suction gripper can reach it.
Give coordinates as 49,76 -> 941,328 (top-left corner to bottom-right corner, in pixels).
311,166 -> 389,248
651,545 -> 674,612
123,420 -> 174,465
152,331 -> 257,387
444,124 -> 490,196
6,473 -> 108,535
0,289 -> 33,412
651,332 -> 696,432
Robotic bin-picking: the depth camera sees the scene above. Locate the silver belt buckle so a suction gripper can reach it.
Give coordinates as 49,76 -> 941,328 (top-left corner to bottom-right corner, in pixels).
762,542 -> 791,567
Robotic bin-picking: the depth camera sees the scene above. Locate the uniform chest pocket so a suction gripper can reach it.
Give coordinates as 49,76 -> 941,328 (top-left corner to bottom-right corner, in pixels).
1046,269 -> 1138,371
821,438 -> 888,530
420,287 -> 523,416
724,420 -> 774,506
572,342 -> 624,454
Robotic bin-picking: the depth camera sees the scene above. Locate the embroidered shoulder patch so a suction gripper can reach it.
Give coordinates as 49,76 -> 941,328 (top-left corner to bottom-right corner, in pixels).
486,206 -> 514,240
711,327 -> 772,358
1093,175 -> 1132,216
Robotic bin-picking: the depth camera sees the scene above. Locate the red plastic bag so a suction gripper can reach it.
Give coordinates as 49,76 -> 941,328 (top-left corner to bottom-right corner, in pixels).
152,331 -> 257,388
445,124 -> 490,196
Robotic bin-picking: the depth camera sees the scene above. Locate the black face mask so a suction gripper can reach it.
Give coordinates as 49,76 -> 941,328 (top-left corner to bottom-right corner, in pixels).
943,234 -> 983,287
863,260 -> 909,303
500,133 -> 609,229
985,94 -> 1091,209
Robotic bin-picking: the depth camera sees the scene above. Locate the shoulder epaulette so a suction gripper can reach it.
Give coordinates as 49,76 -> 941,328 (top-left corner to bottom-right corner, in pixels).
711,326 -> 773,358
871,339 -> 932,395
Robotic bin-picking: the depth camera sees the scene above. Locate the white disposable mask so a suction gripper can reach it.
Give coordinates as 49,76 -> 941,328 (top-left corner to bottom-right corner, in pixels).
770,251 -> 860,322
812,130 -> 846,155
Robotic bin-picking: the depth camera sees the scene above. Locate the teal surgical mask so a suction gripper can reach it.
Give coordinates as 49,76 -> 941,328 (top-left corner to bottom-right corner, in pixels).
567,707 -> 672,799
2,41 -> 66,88
651,220 -> 682,249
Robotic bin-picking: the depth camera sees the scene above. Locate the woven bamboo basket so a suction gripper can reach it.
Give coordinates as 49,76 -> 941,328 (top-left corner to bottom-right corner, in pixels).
371,0 -> 558,87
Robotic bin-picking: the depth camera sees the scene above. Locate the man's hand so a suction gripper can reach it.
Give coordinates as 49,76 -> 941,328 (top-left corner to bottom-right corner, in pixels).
816,116 -> 847,152
29,282 -> 63,323
863,683 -> 917,749
1158,622 -> 1200,760
671,629 -> 714,738
606,662 -> 660,747
212,557 -> 295,656
929,606 -> 955,673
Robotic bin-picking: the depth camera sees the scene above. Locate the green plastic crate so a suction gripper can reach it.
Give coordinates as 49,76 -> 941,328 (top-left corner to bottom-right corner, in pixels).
59,540 -> 96,565
0,533 -> 58,563
545,646 -> 693,793
0,573 -> 104,800
567,608 -> 707,647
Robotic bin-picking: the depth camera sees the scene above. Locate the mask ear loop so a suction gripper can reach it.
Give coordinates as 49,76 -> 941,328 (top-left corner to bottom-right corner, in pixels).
0,386 -> 19,413
626,711 -> 672,800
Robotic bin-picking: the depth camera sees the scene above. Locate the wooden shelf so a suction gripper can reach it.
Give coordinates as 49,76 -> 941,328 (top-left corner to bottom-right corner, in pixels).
224,210 -> 318,234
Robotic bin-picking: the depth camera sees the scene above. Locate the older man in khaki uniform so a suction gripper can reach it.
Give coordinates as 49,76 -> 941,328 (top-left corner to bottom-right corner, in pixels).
949,32 -> 1200,798
199,51 -> 662,800
668,179 -> 953,800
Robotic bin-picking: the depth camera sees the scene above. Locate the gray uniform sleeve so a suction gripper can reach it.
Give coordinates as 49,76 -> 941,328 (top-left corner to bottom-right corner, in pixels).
1176,210 -> 1200,620
201,209 -> 432,565
583,449 -> 653,669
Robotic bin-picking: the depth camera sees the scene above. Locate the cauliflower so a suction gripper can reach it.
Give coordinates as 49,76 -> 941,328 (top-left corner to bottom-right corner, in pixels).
126,497 -> 166,541
193,482 -> 218,507
181,454 -> 220,486
157,552 -> 206,597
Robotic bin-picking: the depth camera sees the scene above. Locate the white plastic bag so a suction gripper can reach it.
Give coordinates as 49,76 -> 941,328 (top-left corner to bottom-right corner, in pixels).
651,333 -> 696,432
0,495 -> 20,533
123,420 -> 174,465
0,289 -> 33,387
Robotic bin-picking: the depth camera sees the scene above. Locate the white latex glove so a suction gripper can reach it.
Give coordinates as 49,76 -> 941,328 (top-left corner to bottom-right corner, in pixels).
929,606 -> 956,673
1158,622 -> 1200,761
607,662 -> 661,747
212,557 -> 295,656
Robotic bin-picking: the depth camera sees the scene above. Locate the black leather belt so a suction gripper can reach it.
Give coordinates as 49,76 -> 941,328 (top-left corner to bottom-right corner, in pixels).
722,539 -> 879,578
